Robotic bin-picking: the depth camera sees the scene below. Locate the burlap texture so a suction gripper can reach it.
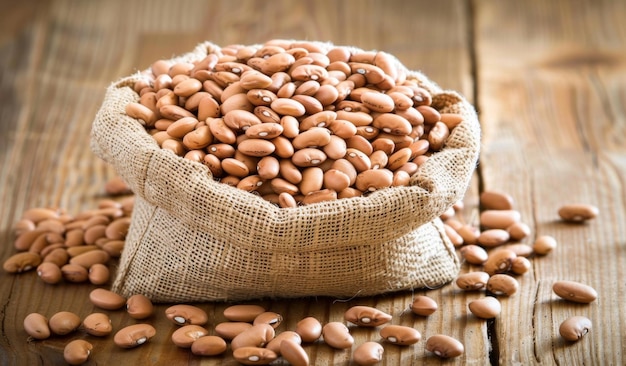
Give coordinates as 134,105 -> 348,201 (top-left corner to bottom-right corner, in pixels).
90,41 -> 481,302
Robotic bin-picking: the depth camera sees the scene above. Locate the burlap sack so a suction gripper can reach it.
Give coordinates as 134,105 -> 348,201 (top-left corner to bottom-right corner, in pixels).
90,41 -> 481,303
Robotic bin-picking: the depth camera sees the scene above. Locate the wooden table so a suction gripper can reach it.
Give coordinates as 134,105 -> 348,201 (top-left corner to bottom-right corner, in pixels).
1,0 -> 625,364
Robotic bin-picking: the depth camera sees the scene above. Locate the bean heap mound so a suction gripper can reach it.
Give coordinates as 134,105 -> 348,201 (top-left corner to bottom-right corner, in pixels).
125,39 -> 463,207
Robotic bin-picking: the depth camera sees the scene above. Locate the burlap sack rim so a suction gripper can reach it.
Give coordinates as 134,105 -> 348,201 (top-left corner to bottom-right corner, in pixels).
91,41 -> 481,252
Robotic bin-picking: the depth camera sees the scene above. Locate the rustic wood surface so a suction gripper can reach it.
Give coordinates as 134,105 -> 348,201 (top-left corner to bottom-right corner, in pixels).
1,0 -> 624,365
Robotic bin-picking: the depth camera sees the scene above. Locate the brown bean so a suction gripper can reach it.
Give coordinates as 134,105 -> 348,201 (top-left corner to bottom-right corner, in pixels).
425,334 -> 464,358
344,305 -> 392,327
114,324 -> 156,348
379,325 -> 421,346
39,243 -> 64,258
88,263 -> 110,285
323,169 -> 351,192
69,249 -> 110,269
278,338 -> 309,366
295,316 -> 322,343
167,116 -> 198,138
23,313 -> 50,340
322,322 -> 354,349
487,274 -> 519,296
83,224 -> 107,245
81,215 -> 110,230
36,262 -> 63,284
43,247 -> 69,267
221,158 -> 250,178
64,228 -> 85,247
372,113 -> 412,135
349,62 -> 385,84
126,294 -> 154,319
14,230 -> 46,251
82,312 -> 113,336
231,323 -> 276,350
355,169 -> 393,192
345,148 -> 371,172
468,297 -> 502,319
233,346 -> 278,365
480,191 -> 515,210
361,91 -> 394,113
223,304 -> 266,322
265,330 -> 302,355
4,252 -> 42,273
36,218 -> 65,235
240,70 -> 274,89
208,117 -> 237,144
510,256 -> 532,275
271,98 -> 306,117
336,110 -> 372,127
507,222 -> 531,241
172,324 -> 210,348
427,122 -> 450,151
483,249 -> 517,276
352,341 -> 384,366
66,245 -> 98,258
61,263 -> 89,282
501,243 -> 534,258
455,271 -> 490,291
480,210 -> 521,230
215,322 -> 253,340
327,120 -> 356,140
22,207 -> 60,223
126,102 -> 157,126
165,304 -> 209,326
559,316 -> 592,342
459,244 -> 488,265
49,311 -> 81,336
291,148 -> 327,167
387,147 -> 412,171
444,224 -> 464,247
533,235 -> 557,255
477,229 -> 510,247
253,311 -> 283,329
409,295 -> 438,316
64,339 -> 93,365
292,127 -> 332,149
322,137 -> 347,164
558,204 -> 599,222
105,217 -> 131,240
90,288 -> 127,310
552,280 -> 598,303
102,240 -> 125,258
301,189 -> 337,205
191,335 -> 228,356
392,170 -> 411,187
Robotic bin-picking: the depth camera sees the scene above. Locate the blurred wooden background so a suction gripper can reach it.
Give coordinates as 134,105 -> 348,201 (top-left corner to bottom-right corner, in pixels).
1,0 -> 625,364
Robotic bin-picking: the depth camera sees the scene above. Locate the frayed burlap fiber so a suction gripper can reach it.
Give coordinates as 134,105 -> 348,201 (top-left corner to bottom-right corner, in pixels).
91,41 -> 481,302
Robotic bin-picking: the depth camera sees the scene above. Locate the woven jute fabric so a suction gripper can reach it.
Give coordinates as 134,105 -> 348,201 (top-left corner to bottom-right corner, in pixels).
90,41 -> 481,302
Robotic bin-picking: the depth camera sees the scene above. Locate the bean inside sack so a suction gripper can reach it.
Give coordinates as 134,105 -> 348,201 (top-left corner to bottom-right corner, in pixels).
126,39 -> 464,207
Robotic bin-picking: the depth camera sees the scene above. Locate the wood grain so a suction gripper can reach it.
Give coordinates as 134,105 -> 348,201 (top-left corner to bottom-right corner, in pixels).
1,0 -> 624,365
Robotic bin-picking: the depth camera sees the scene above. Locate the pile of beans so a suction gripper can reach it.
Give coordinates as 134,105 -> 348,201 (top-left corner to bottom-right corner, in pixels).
441,191 -> 597,343
3,197 -> 133,285
22,297 -> 466,365
125,39 -> 465,207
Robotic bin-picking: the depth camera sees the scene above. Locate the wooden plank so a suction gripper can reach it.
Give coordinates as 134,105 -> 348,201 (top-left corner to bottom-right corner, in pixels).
0,0 -> 482,365
475,0 -> 626,364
